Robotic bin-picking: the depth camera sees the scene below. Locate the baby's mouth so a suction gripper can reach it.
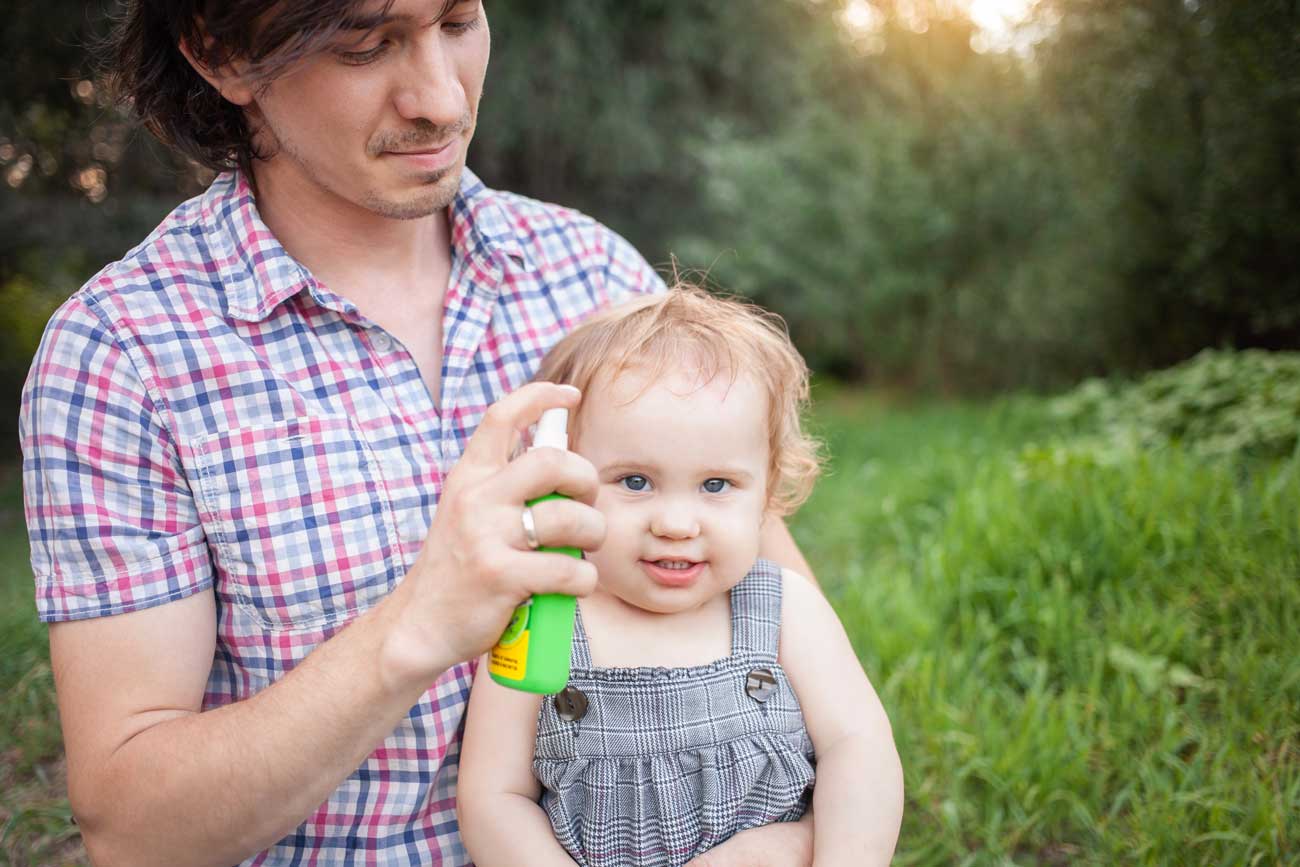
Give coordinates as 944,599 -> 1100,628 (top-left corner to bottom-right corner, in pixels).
651,559 -> 696,570
640,559 -> 706,587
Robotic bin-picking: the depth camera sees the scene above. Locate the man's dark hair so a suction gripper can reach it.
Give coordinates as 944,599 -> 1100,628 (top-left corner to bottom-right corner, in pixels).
104,0 -> 454,173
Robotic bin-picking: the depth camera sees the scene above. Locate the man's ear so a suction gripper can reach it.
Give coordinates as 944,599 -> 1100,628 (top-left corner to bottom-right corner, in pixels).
177,24 -> 256,107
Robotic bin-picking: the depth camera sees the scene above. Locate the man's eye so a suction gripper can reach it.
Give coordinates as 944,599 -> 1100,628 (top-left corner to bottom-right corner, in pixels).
619,475 -> 650,492
702,478 -> 730,494
336,41 -> 390,65
443,16 -> 483,35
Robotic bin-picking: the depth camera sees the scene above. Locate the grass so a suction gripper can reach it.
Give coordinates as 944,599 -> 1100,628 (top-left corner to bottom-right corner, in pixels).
0,463 -> 83,866
2,388 -> 1297,864
790,385 -> 1300,865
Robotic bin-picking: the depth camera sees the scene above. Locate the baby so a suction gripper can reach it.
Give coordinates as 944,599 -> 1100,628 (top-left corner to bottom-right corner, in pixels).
458,284 -> 903,866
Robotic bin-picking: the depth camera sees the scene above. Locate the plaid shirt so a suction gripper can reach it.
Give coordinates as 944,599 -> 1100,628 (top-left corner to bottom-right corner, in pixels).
20,167 -> 663,865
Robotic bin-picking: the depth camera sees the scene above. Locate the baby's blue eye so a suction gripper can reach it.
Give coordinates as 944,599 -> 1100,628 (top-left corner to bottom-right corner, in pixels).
620,475 -> 650,492
702,478 -> 730,494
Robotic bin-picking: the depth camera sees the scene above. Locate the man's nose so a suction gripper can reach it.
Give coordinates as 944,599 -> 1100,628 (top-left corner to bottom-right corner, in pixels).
392,33 -> 466,127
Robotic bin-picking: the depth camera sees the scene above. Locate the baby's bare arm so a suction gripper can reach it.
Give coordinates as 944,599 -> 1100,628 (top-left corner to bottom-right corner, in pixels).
779,569 -> 904,865
457,660 -> 577,866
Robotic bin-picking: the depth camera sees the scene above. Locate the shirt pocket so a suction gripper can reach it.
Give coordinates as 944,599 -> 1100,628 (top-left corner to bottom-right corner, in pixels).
192,415 -> 399,631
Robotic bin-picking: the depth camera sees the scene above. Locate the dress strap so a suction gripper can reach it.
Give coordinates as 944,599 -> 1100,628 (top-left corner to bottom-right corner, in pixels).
729,558 -> 784,662
570,601 -> 594,669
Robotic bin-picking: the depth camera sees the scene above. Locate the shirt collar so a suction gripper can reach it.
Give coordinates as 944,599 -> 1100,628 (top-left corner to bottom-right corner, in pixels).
206,166 -> 534,324
450,167 -> 536,278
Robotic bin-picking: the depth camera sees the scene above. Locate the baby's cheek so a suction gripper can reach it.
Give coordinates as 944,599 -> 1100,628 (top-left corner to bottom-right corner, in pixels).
726,508 -> 766,558
591,510 -> 636,558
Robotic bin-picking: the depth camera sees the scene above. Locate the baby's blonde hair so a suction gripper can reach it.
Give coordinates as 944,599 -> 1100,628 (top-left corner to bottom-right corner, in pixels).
538,283 -> 822,516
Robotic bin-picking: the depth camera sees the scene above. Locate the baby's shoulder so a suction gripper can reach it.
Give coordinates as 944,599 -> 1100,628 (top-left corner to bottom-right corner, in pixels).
775,565 -> 818,612
776,566 -> 840,659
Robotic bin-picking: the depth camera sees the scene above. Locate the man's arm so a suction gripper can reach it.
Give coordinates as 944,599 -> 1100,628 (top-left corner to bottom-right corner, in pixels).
51,382 -> 604,866
760,516 -> 816,583
52,587 -> 448,865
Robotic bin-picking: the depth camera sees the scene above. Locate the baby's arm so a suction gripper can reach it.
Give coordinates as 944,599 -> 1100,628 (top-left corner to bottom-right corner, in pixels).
779,570 -> 904,866
456,658 -> 577,866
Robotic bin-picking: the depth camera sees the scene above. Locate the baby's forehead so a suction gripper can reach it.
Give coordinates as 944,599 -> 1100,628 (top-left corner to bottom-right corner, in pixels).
568,364 -> 772,456
587,359 -> 752,404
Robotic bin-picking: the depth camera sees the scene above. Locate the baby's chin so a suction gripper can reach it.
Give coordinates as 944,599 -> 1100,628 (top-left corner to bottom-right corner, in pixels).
618,582 -> 748,617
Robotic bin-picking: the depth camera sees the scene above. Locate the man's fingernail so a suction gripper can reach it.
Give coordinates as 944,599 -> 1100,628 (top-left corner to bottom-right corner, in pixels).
557,384 -> 581,398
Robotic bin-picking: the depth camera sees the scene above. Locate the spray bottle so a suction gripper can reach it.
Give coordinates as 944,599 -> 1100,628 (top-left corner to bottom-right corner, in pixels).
488,407 -> 581,694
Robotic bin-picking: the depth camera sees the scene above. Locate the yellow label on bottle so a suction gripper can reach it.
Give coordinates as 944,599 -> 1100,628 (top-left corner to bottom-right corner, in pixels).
489,600 -> 531,680
489,630 -> 529,679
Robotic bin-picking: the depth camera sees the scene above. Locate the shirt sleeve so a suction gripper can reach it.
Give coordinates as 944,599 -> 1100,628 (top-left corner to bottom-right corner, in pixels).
19,294 -> 212,622
601,225 -> 668,302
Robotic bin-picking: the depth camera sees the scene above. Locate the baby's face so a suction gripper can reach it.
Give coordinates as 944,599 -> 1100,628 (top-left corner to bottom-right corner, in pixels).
572,365 -> 770,615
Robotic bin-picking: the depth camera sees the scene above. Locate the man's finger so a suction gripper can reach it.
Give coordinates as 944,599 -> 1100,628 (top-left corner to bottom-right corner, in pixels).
517,497 -> 606,553
460,382 -> 582,469
514,551 -> 599,599
491,446 -> 600,507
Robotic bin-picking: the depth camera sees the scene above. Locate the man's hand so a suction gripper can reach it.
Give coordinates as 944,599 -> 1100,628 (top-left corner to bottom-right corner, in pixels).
685,815 -> 814,867
381,382 -> 606,684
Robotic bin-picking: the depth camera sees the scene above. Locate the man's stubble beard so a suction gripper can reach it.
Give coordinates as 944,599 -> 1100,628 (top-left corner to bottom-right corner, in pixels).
251,103 -> 474,220
360,166 -> 462,220
265,126 -> 464,221
358,113 -> 474,219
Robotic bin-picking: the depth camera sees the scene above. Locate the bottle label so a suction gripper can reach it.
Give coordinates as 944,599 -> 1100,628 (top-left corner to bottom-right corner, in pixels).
489,601 -> 531,679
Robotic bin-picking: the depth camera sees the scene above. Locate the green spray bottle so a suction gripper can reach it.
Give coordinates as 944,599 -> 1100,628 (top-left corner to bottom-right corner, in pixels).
488,407 -> 580,694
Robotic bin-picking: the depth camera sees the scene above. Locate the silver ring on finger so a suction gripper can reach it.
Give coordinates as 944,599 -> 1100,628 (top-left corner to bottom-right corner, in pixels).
521,504 -> 541,550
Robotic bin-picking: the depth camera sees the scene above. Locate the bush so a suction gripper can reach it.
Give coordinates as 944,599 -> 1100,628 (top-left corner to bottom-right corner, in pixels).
1051,349 -> 1300,459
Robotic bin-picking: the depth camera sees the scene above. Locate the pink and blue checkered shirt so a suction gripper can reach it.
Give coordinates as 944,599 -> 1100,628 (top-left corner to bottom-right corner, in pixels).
20,167 -> 663,865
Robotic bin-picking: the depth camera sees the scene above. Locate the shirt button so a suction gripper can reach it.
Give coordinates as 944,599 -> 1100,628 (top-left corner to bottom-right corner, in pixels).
371,331 -> 392,352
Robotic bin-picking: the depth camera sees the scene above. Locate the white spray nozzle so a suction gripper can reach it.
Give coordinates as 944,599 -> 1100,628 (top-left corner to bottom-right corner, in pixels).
532,408 -> 569,452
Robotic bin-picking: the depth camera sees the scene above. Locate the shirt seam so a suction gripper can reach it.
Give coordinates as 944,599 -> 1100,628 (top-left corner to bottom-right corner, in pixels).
77,289 -> 187,475
34,538 -> 215,621
38,293 -> 191,585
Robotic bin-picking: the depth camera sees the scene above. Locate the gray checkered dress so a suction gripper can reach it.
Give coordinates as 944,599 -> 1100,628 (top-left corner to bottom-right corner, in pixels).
533,559 -> 816,867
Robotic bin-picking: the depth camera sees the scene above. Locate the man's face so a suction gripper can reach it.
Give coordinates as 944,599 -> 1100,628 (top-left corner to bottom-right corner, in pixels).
247,0 -> 490,219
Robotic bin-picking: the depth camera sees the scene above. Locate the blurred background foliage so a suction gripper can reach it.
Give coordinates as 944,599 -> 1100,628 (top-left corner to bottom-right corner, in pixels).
2,0 -> 1299,445
3,4 -> 1299,863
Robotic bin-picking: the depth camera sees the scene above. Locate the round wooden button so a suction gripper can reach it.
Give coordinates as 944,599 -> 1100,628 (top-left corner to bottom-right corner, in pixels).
554,686 -> 589,721
746,668 -> 777,702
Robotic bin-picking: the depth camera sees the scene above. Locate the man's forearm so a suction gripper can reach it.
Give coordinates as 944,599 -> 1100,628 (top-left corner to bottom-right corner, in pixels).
73,590 -> 450,867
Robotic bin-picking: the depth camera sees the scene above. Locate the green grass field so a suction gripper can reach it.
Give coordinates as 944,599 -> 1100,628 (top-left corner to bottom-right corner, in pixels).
794,387 -> 1299,865
0,462 -> 80,865
2,390 -> 1297,865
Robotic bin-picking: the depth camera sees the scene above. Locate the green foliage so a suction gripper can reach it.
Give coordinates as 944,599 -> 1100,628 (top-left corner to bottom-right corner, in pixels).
0,468 -> 80,864
677,16 -> 1106,388
473,0 -> 822,262
1052,350 -> 1300,459
2,0 -> 1299,420
678,0 -> 1300,389
0,469 -> 61,774
1035,0 -> 1300,363
791,388 -> 1300,864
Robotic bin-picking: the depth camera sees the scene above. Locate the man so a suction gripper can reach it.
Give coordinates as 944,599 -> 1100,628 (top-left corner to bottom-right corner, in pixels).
20,1 -> 820,864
